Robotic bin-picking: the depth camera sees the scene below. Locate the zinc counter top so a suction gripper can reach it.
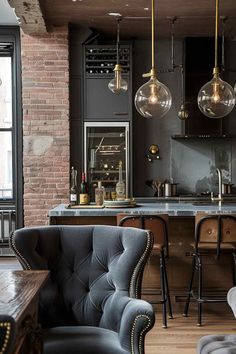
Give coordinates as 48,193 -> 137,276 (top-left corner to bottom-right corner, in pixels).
49,200 -> 236,218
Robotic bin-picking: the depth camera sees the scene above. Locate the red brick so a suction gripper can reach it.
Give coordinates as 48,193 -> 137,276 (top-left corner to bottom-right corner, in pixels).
21,26 -> 69,226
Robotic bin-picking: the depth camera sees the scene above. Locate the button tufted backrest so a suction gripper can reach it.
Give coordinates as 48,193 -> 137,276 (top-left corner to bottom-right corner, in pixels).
10,225 -> 153,332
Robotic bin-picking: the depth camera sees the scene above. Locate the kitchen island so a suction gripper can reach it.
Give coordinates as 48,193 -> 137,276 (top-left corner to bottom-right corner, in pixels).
49,200 -> 236,219
48,201 -> 236,300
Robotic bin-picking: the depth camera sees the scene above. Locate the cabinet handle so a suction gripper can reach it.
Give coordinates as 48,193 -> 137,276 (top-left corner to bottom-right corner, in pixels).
113,112 -> 128,116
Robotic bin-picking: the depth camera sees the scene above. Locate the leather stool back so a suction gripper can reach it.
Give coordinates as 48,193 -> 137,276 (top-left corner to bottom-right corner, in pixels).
117,214 -> 169,256
195,214 -> 236,258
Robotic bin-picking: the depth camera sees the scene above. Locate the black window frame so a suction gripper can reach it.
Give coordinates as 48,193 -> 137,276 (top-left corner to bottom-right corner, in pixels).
0,26 -> 23,229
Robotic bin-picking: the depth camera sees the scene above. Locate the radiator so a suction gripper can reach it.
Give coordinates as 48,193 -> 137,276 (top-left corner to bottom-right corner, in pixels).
0,210 -> 16,245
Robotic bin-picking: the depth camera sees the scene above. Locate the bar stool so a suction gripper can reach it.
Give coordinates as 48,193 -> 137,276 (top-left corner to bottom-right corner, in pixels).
183,213 -> 236,326
117,213 -> 173,328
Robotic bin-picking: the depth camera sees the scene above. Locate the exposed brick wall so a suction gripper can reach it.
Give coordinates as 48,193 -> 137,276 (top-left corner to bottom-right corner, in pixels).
21,27 -> 69,226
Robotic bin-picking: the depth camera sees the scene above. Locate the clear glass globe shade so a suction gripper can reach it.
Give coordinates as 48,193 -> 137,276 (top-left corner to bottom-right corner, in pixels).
197,76 -> 235,118
234,82 -> 236,94
108,72 -> 128,95
135,77 -> 172,118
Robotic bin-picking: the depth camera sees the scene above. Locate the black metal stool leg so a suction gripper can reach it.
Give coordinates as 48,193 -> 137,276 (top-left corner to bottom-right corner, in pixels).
197,255 -> 202,326
162,250 -> 173,319
183,255 -> 196,317
160,253 -> 167,328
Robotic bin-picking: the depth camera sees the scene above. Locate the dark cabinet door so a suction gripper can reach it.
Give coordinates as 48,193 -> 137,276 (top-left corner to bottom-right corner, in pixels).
84,77 -> 131,120
83,44 -> 132,121
184,38 -> 223,136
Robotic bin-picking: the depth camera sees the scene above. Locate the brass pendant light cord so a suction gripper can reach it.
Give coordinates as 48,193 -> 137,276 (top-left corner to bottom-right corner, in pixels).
116,18 -> 121,65
214,0 -> 219,70
151,0 -> 155,70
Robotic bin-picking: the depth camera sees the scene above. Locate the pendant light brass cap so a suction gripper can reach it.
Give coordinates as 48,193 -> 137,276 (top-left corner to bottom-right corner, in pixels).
114,64 -> 122,72
213,67 -> 220,76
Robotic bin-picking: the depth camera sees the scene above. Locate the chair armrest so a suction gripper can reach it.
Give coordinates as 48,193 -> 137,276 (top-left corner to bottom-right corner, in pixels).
119,299 -> 155,354
227,287 -> 236,318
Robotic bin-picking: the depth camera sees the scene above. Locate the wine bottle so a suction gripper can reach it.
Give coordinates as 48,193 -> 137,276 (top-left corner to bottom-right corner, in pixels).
69,166 -> 78,205
116,161 -> 126,201
95,181 -> 105,206
79,172 -> 89,205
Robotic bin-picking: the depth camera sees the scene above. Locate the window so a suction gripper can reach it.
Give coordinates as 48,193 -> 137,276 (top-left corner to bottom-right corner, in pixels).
0,27 -> 23,229
0,55 -> 13,199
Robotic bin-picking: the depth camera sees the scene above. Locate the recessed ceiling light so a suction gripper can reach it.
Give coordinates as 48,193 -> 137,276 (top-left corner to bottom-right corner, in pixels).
108,12 -> 122,17
125,3 -> 129,6
72,0 -> 77,2
144,7 -> 149,11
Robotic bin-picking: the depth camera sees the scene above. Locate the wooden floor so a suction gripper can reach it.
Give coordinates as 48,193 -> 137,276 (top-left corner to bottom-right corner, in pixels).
1,257 -> 236,354
146,303 -> 236,354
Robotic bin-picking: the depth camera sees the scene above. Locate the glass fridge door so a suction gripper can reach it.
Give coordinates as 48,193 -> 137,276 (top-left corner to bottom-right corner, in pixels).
84,122 -> 129,201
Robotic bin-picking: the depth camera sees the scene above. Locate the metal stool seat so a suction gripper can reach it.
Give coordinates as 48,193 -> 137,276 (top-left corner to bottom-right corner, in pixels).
117,213 -> 173,328
183,213 -> 236,326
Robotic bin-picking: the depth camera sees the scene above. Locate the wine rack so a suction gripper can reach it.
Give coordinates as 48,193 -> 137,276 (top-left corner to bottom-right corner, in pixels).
85,45 -> 130,76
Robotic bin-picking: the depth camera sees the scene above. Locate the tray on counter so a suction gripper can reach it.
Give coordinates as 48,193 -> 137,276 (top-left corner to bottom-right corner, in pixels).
66,204 -> 104,209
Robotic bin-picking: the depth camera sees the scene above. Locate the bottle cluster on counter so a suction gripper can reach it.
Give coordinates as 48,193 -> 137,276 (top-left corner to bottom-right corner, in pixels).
69,164 -> 126,207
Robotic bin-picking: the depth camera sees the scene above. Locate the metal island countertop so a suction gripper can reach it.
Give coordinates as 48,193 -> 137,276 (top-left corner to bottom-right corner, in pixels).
49,198 -> 236,217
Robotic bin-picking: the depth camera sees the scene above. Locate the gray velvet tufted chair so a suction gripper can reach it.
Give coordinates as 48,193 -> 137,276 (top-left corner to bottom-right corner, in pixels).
10,225 -> 155,354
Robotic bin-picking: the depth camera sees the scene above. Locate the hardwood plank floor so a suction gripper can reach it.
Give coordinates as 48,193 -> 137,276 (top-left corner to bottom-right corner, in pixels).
146,303 -> 236,354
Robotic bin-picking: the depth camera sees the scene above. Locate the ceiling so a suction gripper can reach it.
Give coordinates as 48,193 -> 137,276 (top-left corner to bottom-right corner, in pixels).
38,0 -> 236,38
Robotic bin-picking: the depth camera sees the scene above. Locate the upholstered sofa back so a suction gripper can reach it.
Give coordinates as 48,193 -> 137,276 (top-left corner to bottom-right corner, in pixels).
10,225 -> 152,331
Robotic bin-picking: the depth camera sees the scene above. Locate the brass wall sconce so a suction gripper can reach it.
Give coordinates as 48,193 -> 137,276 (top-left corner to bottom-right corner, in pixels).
146,144 -> 160,162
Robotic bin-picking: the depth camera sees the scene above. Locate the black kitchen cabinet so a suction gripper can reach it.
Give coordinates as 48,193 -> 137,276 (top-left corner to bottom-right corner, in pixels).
83,44 -> 132,121
184,37 -> 223,136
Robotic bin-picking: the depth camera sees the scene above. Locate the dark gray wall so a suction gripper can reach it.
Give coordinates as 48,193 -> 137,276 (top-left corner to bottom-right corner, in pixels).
171,139 -> 232,195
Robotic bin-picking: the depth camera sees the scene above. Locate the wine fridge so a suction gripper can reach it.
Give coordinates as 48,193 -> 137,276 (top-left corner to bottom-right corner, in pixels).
84,122 -> 130,201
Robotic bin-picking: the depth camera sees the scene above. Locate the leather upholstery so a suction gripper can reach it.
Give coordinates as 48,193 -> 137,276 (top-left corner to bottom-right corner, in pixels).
0,315 -> 15,354
10,225 -> 155,354
194,214 -> 236,255
117,214 -> 169,254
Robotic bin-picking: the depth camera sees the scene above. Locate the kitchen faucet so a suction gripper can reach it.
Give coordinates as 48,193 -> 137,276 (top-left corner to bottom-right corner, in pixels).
211,168 -> 223,202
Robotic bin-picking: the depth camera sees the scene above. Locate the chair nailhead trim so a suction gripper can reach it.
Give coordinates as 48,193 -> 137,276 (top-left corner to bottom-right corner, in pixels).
130,314 -> 152,354
0,322 -> 11,354
9,232 -> 31,270
129,231 -> 153,298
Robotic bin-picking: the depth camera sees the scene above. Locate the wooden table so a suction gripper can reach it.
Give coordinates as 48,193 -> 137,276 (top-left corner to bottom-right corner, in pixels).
0,270 -> 49,354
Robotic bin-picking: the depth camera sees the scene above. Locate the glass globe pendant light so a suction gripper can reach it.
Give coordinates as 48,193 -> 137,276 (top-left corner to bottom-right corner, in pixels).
108,18 -> 128,94
197,0 -> 235,118
134,0 -> 172,118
